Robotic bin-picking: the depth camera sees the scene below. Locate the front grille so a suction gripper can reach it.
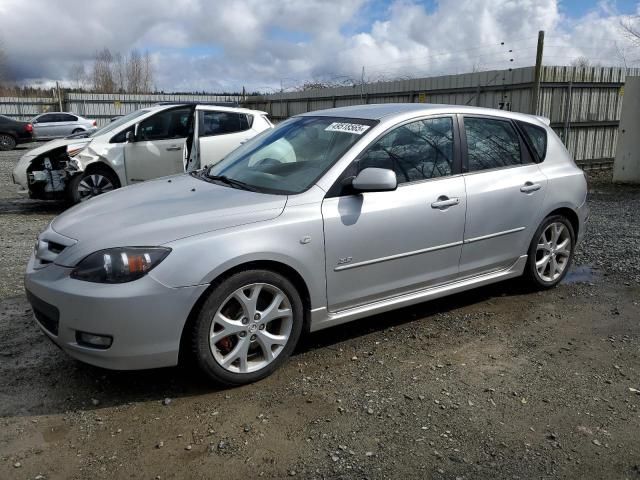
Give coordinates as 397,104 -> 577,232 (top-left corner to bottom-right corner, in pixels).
26,290 -> 60,336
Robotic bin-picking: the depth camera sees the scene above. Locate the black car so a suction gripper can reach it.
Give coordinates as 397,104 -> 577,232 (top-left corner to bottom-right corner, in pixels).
0,115 -> 34,151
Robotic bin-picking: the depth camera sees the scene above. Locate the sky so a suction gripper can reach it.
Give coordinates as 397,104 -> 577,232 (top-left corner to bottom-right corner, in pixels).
0,0 -> 639,93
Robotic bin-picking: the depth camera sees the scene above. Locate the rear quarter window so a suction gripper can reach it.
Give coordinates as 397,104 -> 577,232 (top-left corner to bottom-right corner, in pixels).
518,121 -> 547,161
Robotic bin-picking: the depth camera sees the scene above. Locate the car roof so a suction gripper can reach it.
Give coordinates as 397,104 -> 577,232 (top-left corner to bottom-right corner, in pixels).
156,103 -> 267,115
299,103 -> 548,126
194,104 -> 267,115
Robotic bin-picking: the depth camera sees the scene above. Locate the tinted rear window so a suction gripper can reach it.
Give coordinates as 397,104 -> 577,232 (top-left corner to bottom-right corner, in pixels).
518,121 -> 547,161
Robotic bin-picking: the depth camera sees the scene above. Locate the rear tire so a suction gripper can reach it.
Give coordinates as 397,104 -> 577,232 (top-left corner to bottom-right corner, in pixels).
524,215 -> 575,289
68,168 -> 119,203
71,128 -> 84,134
0,134 -> 17,151
192,269 -> 304,386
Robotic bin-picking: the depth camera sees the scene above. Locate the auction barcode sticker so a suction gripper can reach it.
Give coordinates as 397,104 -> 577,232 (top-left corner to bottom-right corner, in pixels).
325,122 -> 370,135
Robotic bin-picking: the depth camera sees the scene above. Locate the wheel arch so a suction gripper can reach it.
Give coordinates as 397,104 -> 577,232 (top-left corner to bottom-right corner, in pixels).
544,206 -> 579,238
178,259 -> 312,365
82,161 -> 122,188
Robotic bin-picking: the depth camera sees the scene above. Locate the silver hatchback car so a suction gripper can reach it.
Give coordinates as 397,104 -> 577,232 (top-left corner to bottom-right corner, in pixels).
25,104 -> 588,385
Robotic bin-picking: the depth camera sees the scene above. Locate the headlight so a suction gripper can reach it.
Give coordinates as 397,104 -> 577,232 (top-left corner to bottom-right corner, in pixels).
66,143 -> 87,157
70,247 -> 171,283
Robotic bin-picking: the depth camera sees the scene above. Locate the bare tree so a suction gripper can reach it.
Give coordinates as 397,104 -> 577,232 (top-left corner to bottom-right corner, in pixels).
570,56 -> 592,68
0,39 -> 7,89
69,63 -> 88,90
89,47 -> 155,93
142,51 -> 154,92
91,48 -> 115,93
621,15 -> 640,46
113,52 -> 126,93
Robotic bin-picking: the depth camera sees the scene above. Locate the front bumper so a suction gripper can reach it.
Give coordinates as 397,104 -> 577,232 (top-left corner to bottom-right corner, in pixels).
24,254 -> 208,370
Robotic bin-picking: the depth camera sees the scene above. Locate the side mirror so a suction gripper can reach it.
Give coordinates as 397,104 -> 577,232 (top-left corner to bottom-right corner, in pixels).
351,167 -> 397,192
32,120 -> 38,124
125,130 -> 135,143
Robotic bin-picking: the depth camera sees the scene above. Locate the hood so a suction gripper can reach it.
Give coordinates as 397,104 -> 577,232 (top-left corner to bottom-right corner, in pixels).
25,137 -> 92,158
52,174 -> 287,267
12,137 -> 93,189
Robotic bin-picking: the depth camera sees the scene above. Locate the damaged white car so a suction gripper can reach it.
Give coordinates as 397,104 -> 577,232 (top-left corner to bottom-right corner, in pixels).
12,103 -> 272,203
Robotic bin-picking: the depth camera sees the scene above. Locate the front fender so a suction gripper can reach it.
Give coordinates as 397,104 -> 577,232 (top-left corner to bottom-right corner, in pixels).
150,201 -> 327,310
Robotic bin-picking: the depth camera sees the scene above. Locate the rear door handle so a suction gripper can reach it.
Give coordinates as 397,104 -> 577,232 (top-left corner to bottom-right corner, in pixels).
520,182 -> 541,193
431,196 -> 460,209
166,145 -> 182,151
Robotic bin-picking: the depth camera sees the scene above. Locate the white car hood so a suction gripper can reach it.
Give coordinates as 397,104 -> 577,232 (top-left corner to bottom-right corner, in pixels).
51,173 -> 287,267
12,137 -> 92,189
26,137 -> 92,158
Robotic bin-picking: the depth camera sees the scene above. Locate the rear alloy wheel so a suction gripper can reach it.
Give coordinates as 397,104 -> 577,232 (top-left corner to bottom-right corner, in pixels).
525,215 -> 575,289
0,134 -> 16,151
68,170 -> 118,203
192,270 -> 304,385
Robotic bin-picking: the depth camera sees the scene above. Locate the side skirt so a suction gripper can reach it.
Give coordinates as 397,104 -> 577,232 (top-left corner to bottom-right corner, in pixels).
309,255 -> 528,332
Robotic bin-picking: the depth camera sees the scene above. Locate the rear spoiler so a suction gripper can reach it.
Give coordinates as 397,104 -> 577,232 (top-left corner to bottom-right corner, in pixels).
534,115 -> 551,126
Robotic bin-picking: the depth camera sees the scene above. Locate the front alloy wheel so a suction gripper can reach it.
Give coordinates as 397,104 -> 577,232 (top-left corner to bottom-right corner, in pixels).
192,270 -> 303,385
211,283 -> 293,373
68,170 -> 118,203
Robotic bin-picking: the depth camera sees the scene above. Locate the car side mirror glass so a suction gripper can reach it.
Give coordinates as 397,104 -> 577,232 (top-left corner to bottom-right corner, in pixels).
32,120 -> 38,124
125,130 -> 135,143
351,167 -> 397,192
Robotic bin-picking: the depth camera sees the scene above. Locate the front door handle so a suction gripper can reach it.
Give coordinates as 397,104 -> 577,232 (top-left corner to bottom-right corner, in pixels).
520,182 -> 541,193
431,196 -> 460,209
166,145 -> 182,151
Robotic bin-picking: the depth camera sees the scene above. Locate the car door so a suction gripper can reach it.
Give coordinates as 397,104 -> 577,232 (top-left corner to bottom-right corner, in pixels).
197,110 -> 255,167
55,113 -> 78,136
458,115 -> 547,277
33,113 -> 58,139
124,107 -> 192,183
322,116 -> 467,312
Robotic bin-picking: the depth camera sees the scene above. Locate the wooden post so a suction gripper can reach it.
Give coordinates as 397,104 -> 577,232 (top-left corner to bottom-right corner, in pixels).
530,30 -> 545,114
56,81 -> 63,111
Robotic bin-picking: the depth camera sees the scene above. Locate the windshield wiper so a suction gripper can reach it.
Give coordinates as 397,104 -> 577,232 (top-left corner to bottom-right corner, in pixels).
206,174 -> 259,192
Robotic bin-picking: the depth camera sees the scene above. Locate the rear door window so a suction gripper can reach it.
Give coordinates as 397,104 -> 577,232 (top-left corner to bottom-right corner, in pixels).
463,117 -> 524,172
199,111 -> 252,136
56,113 -> 77,122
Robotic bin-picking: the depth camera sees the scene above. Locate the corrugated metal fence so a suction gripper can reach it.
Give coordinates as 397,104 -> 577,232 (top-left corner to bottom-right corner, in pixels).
0,92 -> 244,126
244,66 -> 640,168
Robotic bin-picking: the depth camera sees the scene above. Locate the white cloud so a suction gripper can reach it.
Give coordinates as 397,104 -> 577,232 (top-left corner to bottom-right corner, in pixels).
0,0 -> 638,92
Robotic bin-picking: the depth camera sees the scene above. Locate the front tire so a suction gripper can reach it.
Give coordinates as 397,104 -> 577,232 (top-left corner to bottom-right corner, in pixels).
0,134 -> 17,151
68,169 -> 118,203
525,215 -> 575,289
192,270 -> 304,386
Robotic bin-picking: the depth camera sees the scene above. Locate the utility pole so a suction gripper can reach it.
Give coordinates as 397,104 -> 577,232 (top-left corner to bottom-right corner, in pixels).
530,30 -> 544,115
56,81 -> 63,112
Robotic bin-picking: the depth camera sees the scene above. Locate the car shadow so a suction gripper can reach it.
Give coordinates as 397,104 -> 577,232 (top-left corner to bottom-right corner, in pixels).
0,198 -> 68,215
2,277 -> 538,418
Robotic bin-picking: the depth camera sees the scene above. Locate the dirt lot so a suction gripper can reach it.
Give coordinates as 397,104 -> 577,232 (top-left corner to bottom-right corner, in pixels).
0,144 -> 639,480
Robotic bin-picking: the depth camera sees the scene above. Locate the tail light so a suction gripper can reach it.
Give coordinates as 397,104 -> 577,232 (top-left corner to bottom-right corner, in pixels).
92,120 -> 97,127
25,123 -> 33,133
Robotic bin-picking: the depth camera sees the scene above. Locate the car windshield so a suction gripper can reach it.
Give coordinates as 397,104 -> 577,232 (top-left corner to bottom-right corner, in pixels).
65,109 -> 150,139
206,116 -> 377,194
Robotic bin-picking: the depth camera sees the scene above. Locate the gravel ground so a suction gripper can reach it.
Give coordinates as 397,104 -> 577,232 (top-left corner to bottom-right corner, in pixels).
0,145 -> 639,479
